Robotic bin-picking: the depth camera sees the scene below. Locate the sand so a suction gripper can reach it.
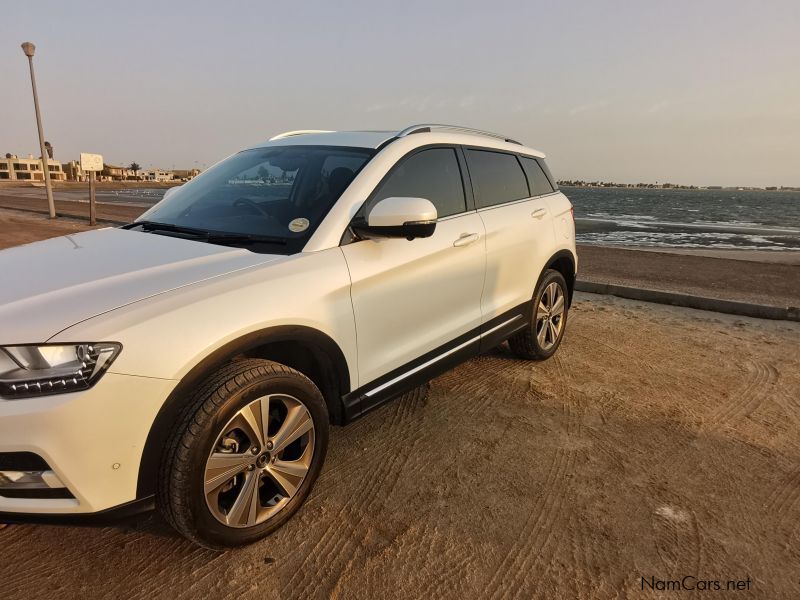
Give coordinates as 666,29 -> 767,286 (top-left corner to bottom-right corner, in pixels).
0,209 -> 104,250
1,293 -> 799,599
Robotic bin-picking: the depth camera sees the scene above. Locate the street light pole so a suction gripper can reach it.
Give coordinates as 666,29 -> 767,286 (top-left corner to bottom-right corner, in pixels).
21,42 -> 56,219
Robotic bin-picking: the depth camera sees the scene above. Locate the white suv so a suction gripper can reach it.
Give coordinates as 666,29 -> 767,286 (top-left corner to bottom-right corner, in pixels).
0,124 -> 576,548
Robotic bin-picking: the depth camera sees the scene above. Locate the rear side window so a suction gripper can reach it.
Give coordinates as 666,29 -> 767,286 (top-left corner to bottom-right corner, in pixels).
537,158 -> 558,190
372,148 -> 466,218
465,149 -> 529,208
519,156 -> 555,196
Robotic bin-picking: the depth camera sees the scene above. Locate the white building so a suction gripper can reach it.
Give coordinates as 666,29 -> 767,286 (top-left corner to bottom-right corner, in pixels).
0,154 -> 66,181
139,168 -> 174,182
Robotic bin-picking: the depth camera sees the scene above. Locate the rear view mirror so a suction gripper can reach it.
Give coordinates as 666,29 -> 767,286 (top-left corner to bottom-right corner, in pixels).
353,196 -> 437,241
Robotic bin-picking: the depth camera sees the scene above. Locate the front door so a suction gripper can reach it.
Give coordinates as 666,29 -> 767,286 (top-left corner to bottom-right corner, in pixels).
342,147 -> 486,395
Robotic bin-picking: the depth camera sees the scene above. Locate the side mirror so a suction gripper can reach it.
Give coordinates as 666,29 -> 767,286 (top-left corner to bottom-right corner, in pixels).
163,186 -> 179,200
353,196 -> 437,241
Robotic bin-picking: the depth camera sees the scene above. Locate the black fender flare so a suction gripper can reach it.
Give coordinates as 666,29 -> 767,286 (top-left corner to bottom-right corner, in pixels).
539,249 -> 577,304
136,325 -> 350,498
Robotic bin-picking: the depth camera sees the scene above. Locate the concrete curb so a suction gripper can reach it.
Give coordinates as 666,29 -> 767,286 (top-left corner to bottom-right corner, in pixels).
575,280 -> 800,322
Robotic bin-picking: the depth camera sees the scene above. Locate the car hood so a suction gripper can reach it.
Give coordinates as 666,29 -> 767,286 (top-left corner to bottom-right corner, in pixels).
0,227 -> 283,343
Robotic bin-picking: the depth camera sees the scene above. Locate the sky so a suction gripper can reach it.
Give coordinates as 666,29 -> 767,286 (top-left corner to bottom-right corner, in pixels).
1,0 -> 799,187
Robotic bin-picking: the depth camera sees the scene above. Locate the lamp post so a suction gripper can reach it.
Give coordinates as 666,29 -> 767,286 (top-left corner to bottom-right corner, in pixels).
21,42 -> 56,219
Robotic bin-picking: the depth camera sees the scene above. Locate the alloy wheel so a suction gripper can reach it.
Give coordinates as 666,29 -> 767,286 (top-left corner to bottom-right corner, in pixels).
204,394 -> 315,528
535,281 -> 565,351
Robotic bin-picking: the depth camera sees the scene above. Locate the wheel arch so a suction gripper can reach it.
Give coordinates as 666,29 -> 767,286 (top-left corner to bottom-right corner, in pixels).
541,249 -> 577,305
136,325 -> 350,499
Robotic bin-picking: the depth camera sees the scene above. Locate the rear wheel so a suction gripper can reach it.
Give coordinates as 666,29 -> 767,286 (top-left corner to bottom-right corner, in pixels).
508,269 -> 568,360
157,359 -> 328,549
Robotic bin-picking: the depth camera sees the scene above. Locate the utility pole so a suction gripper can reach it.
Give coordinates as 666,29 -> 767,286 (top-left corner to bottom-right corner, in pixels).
21,41 -> 56,219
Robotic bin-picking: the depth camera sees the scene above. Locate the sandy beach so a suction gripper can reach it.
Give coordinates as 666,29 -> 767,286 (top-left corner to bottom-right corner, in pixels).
1,293 -> 798,599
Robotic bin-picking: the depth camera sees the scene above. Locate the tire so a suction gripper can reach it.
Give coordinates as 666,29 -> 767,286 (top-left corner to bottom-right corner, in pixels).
508,269 -> 569,361
157,358 -> 329,549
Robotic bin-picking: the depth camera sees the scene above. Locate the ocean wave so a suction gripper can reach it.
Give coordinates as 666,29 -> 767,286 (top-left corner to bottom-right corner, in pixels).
576,230 -> 800,250
576,217 -> 800,236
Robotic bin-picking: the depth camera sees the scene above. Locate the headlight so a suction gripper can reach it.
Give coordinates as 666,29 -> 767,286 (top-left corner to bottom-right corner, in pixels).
0,343 -> 121,399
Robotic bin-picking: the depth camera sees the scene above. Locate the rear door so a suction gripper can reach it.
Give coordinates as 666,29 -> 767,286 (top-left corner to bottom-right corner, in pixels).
464,149 -> 557,332
342,147 -> 486,394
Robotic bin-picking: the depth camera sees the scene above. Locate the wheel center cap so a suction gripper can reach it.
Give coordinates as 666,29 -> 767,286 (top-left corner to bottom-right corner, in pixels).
256,453 -> 270,467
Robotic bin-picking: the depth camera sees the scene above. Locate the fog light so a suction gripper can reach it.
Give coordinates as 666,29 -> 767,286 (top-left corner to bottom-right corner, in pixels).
0,469 -> 64,489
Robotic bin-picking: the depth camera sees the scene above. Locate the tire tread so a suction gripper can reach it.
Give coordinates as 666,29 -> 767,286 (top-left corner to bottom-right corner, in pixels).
156,358 -> 324,548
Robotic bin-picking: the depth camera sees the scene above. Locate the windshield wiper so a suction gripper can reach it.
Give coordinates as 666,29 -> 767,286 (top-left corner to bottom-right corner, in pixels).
122,220 -> 209,237
204,232 -> 287,246
122,221 -> 287,245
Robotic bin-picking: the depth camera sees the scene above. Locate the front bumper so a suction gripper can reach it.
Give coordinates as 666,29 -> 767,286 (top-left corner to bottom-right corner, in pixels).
0,373 -> 176,515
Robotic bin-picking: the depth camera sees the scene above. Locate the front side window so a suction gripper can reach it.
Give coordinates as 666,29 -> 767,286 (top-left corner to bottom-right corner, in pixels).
370,148 -> 466,218
465,149 -> 529,209
137,145 -> 374,253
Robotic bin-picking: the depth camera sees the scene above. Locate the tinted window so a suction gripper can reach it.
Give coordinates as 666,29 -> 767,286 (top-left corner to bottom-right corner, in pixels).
138,146 -> 374,253
465,150 -> 529,208
372,148 -> 466,218
537,158 -> 558,190
520,156 -> 555,196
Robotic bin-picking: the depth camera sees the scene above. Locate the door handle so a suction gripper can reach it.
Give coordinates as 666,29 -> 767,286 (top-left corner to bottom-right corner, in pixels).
453,232 -> 480,247
531,207 -> 547,219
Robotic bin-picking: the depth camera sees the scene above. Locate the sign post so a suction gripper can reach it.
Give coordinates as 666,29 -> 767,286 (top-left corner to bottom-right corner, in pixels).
89,171 -> 97,226
80,153 -> 103,226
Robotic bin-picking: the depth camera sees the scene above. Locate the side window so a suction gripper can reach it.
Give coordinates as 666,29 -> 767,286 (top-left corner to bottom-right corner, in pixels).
465,149 -> 529,208
537,158 -> 558,190
372,148 -> 466,218
519,156 -> 555,196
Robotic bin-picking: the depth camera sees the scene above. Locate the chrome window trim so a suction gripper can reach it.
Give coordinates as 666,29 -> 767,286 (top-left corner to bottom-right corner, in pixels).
475,191 -> 561,213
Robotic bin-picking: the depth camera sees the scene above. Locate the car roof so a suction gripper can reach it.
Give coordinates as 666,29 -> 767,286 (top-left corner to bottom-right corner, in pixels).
251,131 -> 397,150
247,125 -> 546,158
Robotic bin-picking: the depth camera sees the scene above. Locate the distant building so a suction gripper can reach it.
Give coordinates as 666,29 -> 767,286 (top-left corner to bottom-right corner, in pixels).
63,160 -> 87,182
0,154 -> 66,181
171,168 -> 201,181
139,168 -> 174,182
101,164 -> 130,181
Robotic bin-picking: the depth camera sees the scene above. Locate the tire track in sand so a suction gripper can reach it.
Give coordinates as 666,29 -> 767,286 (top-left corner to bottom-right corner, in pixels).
706,360 -> 776,431
484,353 -> 583,600
281,387 -> 428,598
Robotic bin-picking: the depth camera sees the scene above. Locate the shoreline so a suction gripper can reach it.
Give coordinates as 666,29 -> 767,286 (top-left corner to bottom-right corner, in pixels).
580,244 -> 800,265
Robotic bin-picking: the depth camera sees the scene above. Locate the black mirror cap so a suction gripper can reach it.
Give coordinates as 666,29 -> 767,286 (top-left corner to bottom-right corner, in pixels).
352,218 -> 436,241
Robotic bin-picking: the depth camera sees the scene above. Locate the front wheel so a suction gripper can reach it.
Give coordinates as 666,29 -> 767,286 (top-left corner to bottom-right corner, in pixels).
157,359 -> 328,549
508,269 -> 569,360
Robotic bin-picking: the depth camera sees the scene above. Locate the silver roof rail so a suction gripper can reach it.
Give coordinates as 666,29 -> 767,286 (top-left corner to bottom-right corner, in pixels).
269,129 -> 333,141
396,123 -> 522,145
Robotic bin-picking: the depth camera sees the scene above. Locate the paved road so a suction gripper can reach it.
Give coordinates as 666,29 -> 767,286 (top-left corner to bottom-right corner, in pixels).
0,194 -> 144,224
578,245 -> 800,308
0,187 -> 165,206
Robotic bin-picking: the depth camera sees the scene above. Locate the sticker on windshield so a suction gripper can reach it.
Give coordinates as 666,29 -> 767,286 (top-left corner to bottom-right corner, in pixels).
288,217 -> 310,233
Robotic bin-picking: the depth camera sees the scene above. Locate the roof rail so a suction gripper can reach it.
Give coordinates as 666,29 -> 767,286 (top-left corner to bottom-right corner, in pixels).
269,129 -> 333,141
396,123 -> 522,145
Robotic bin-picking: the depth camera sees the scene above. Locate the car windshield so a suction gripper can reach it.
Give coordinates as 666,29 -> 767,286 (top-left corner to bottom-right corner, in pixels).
135,145 -> 375,253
